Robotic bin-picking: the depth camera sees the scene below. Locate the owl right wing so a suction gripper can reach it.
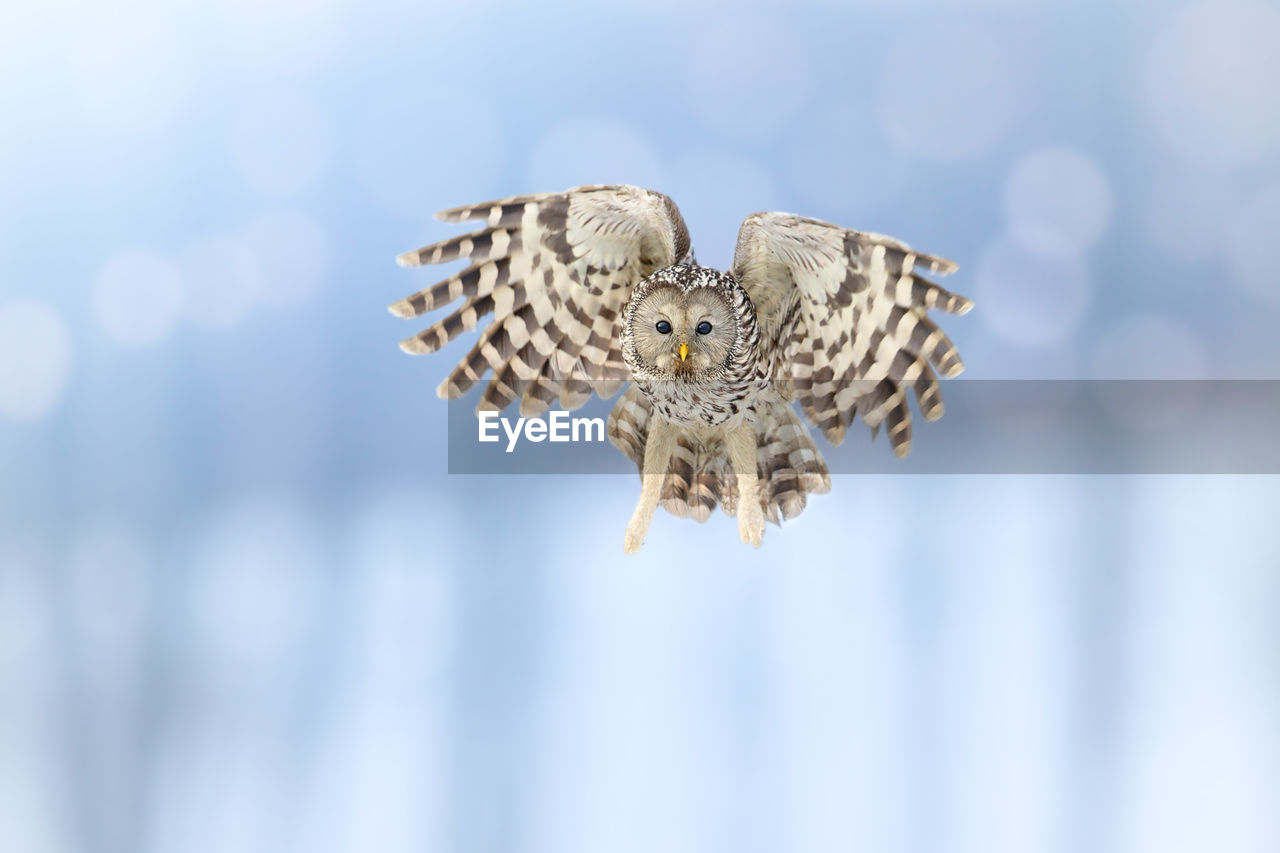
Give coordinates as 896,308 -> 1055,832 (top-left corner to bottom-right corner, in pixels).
732,212 -> 973,457
392,185 -> 691,415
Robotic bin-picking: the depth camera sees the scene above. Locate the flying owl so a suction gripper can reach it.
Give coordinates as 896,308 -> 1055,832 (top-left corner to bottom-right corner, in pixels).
392,185 -> 972,552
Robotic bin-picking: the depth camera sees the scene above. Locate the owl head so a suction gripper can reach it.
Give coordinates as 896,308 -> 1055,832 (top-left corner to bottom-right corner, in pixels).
622,265 -> 746,380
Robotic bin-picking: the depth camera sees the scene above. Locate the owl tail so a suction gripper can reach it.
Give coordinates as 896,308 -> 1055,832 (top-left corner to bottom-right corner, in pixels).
607,388 -> 831,525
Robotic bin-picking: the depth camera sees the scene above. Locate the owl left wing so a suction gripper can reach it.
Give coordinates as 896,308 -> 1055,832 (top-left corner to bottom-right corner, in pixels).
392,185 -> 691,414
731,212 -> 973,457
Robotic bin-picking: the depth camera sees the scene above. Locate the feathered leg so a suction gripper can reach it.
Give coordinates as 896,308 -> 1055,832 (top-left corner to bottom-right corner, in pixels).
623,417 -> 676,554
727,423 -> 764,548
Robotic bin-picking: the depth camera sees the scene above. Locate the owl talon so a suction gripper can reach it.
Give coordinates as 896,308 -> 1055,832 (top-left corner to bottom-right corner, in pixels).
738,511 -> 764,548
623,523 -> 646,554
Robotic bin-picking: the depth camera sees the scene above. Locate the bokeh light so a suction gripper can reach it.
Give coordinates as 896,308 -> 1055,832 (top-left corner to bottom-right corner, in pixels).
91,251 -> 185,347
0,298 -> 73,422
1142,1 -> 1280,171
1004,148 -> 1113,256
180,235 -> 267,330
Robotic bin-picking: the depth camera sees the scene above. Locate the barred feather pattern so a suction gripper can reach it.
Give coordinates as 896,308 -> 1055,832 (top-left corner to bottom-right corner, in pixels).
395,188 -> 973,537
392,185 -> 691,414
732,212 -> 972,458
608,386 -> 830,525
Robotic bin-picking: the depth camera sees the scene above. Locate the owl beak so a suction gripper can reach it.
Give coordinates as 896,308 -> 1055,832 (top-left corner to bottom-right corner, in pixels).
678,342 -> 689,362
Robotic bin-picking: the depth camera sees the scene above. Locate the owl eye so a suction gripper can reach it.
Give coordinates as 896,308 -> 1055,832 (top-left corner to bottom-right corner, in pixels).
656,320 -> 672,335
696,321 -> 713,335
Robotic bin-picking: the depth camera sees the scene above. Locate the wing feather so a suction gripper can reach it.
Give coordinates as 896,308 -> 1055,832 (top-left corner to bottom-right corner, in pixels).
393,185 -> 690,412
733,212 -> 972,457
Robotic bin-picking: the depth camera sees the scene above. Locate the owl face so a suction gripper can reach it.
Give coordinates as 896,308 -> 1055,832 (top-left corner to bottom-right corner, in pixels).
627,273 -> 738,377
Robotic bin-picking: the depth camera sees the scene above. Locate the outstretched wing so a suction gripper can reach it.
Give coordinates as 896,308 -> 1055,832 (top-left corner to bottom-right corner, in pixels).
732,212 -> 973,457
392,185 -> 691,414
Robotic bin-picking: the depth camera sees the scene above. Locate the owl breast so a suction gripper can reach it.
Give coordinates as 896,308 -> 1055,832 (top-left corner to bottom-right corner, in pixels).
637,369 -> 771,429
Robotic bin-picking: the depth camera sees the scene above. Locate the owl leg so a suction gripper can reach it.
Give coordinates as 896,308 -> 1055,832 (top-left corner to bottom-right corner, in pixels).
726,423 -> 764,548
623,417 -> 677,554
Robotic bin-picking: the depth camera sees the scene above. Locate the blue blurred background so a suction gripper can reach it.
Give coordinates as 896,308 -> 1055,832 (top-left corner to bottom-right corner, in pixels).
3,0 -> 1280,851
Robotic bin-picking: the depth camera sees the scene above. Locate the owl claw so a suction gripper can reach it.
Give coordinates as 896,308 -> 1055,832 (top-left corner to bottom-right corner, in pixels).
738,509 -> 764,548
623,521 -> 647,554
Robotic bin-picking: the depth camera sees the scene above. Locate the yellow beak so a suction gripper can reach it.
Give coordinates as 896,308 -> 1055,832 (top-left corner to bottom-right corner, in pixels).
678,342 -> 689,362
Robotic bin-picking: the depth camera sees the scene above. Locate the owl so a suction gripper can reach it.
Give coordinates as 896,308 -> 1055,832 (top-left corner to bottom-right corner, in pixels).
392,185 -> 972,552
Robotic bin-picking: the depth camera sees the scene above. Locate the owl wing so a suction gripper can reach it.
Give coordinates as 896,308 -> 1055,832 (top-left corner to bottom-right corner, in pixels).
392,185 -> 691,414
731,212 -> 973,457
